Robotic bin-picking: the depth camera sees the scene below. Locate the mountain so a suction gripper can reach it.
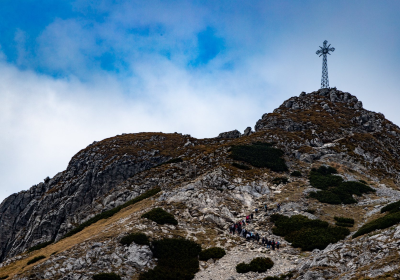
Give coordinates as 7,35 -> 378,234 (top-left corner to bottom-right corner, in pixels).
0,88 -> 400,280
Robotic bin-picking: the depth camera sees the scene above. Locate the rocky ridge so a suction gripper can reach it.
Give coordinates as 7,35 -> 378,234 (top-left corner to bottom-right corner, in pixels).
0,88 -> 400,279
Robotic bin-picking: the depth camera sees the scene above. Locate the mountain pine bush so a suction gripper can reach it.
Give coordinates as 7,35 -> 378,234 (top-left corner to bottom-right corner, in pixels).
141,208 -> 178,225
230,142 -> 288,172
27,255 -> 46,265
199,247 -> 226,261
270,214 -> 349,251
290,171 -> 302,177
27,240 -> 54,253
381,200 -> 400,214
92,273 -> 121,280
139,238 -> 201,280
236,257 -> 274,273
353,211 -> 400,238
308,167 -> 375,204
120,233 -> 149,246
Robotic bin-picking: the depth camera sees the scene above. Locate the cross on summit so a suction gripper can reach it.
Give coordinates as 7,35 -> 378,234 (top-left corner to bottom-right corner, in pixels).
316,40 -> 335,89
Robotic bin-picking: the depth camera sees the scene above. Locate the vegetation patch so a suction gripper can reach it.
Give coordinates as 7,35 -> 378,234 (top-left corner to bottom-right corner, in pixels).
353,211 -> 400,238
139,238 -> 201,280
164,158 -> 183,164
232,162 -> 251,170
290,171 -> 302,177
199,247 -> 226,261
62,187 -> 161,239
334,217 -> 355,227
120,233 -> 149,246
141,208 -> 178,225
309,166 -> 375,204
236,257 -> 274,273
230,142 -> 288,172
27,240 -> 54,253
381,200 -> 400,214
272,177 -> 289,185
264,272 -> 294,280
27,255 -> 46,265
305,209 -> 316,214
270,214 -> 349,251
92,273 -> 121,280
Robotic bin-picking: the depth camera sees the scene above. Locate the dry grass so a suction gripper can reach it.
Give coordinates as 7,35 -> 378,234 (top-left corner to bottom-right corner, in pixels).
0,196 -> 157,279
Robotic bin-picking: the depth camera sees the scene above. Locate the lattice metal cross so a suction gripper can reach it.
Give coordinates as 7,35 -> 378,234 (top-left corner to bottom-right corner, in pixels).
316,40 -> 335,88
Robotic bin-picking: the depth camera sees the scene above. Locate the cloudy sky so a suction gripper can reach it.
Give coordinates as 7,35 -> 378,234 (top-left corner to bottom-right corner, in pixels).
1,0 -> 400,203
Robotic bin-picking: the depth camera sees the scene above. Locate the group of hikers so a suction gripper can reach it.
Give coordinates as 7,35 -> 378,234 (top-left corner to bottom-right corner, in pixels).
228,203 -> 282,250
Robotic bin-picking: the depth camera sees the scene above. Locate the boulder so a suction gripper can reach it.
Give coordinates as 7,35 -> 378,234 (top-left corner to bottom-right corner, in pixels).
217,130 -> 241,139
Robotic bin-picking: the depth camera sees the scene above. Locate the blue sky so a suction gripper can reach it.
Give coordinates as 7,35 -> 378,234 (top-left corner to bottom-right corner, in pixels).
1,0 -> 400,202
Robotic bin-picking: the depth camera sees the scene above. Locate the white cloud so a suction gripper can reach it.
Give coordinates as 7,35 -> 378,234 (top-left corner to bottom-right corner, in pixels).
0,55 -> 272,203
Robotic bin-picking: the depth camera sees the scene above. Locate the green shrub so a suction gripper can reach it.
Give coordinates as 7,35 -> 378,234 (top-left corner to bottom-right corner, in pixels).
264,272 -> 294,280
93,273 -> 121,280
62,187 -> 161,239
270,214 -> 349,251
305,209 -> 316,214
139,238 -> 201,280
27,240 -> 54,253
309,171 -> 343,190
335,222 -> 354,227
290,171 -> 302,177
120,233 -> 149,246
309,191 -> 343,204
271,214 -> 329,236
141,208 -> 178,225
313,166 -> 338,175
199,247 -> 226,261
334,217 -> 354,225
236,257 -> 274,273
0,275 -> 8,280
272,177 -> 289,185
339,181 -> 375,196
232,162 -> 251,170
27,255 -> 46,265
285,226 -> 350,251
309,169 -> 375,205
353,211 -> 400,238
230,143 -> 288,172
381,200 -> 400,214
165,158 -> 183,164
236,262 -> 251,273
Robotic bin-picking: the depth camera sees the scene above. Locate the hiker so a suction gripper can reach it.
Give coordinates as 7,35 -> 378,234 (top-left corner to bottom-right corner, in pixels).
271,240 -> 275,250
262,237 -> 265,245
255,208 -> 258,214
267,240 -> 271,249
256,233 -> 260,243
246,233 -> 250,241
277,241 -> 280,250
251,213 -> 254,220
264,204 -> 268,212
277,203 -> 281,212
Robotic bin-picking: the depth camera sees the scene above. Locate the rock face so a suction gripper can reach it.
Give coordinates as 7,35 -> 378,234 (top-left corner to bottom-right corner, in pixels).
0,133 -> 186,261
1,89 -> 400,280
218,130 -> 242,139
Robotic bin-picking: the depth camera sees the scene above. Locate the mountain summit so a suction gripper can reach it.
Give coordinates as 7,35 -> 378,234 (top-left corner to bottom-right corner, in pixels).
1,89 -> 400,280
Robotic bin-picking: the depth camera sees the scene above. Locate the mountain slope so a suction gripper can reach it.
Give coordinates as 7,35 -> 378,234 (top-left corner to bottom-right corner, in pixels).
0,88 -> 400,280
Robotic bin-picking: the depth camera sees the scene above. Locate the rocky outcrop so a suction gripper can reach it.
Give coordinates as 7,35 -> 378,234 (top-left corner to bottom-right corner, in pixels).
0,133 -> 185,262
218,130 -> 242,139
293,225 -> 400,280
